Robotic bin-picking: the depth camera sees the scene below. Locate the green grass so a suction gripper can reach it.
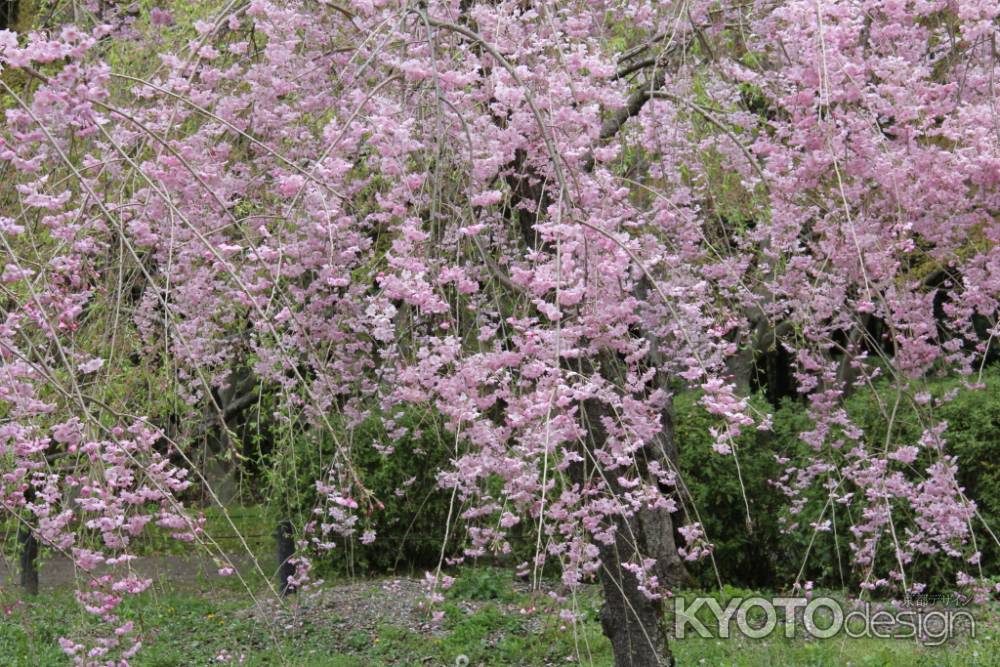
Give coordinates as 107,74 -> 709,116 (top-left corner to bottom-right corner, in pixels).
0,584 -> 360,667
0,567 -> 996,666
676,635 -> 999,666
129,504 -> 277,561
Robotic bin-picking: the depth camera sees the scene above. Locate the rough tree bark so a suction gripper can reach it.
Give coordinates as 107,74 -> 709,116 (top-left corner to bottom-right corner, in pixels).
582,393 -> 677,667
198,365 -> 258,505
18,487 -> 39,596
639,403 -> 692,593
276,518 -> 296,595
0,1 -> 18,31
571,350 -> 689,667
18,523 -> 38,596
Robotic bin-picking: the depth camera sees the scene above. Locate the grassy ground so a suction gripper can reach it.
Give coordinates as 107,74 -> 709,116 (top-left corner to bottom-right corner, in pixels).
1,566 -> 997,666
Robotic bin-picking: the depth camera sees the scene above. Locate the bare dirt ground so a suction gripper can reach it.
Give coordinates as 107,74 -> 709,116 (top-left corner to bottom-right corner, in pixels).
243,577 -> 446,637
242,575 -> 553,640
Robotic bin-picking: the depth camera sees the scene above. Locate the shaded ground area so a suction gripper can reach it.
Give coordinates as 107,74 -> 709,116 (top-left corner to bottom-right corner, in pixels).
1,565 -> 997,666
0,553 -> 265,592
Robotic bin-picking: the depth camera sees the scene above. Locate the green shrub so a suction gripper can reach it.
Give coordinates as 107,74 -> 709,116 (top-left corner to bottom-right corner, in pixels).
266,404 -> 460,575
844,368 -> 1000,587
675,391 -> 809,588
446,566 -> 517,602
677,367 -> 1000,591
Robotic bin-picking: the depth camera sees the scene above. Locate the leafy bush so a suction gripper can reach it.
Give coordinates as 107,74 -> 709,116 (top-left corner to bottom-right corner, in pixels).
844,368 -> 1000,587
677,366 -> 1000,591
675,391 -> 809,588
255,367 -> 1000,587
446,567 -> 517,602
266,404 -> 460,575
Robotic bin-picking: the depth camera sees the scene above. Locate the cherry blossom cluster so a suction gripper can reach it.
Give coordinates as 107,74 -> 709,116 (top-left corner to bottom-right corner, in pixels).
2,0 -> 999,661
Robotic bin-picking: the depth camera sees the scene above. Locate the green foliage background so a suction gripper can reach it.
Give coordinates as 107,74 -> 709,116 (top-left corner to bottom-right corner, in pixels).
263,404 -> 459,575
676,368 -> 1000,592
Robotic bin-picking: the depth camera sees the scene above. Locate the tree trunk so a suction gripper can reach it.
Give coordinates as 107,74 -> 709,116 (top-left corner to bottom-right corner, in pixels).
597,524 -> 675,666
582,393 -> 677,666
276,518 -> 295,595
18,524 -> 38,596
200,366 -> 257,506
643,394 -> 692,592
0,2 -> 16,31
